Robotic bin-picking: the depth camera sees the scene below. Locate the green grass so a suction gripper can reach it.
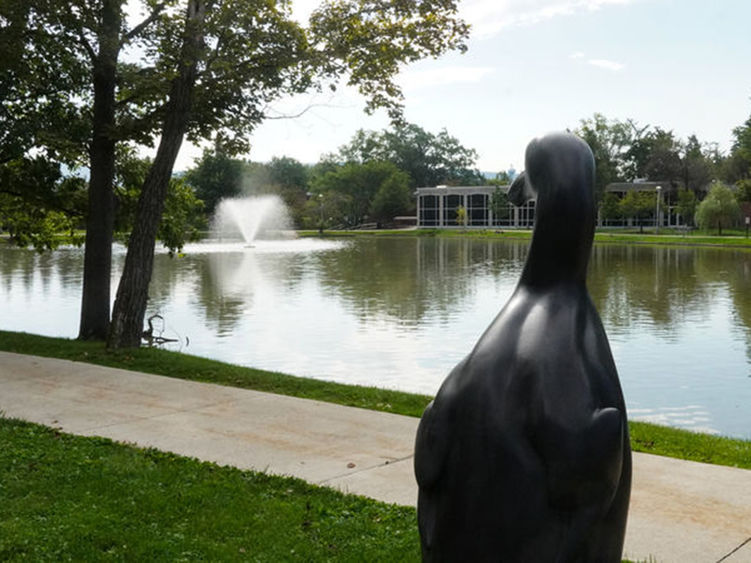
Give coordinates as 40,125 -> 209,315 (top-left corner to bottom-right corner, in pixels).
298,227 -> 751,249
0,417 -> 420,561
2,330 -> 750,470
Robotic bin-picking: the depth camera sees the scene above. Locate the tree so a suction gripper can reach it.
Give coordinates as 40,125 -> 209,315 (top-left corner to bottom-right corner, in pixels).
490,187 -> 510,222
369,169 -> 412,224
0,0 -> 125,339
574,114 -> 635,199
719,111 -> 751,184
642,128 -> 682,185
695,181 -> 741,235
455,205 -> 467,228
311,160 -> 406,226
599,192 -> 622,224
183,147 -> 244,215
675,188 -> 697,226
681,135 -> 713,193
618,190 -> 655,233
5,0 -> 470,347
106,0 -> 469,348
336,123 -> 483,188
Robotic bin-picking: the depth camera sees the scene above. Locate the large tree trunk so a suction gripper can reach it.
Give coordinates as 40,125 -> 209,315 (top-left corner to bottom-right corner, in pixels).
78,0 -> 121,340
107,0 -> 205,349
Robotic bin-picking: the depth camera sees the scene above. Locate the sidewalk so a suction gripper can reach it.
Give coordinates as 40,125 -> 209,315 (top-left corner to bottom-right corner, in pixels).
1,351 -> 749,562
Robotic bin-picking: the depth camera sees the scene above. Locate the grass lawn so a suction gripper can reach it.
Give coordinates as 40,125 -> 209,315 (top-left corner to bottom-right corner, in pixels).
298,227 -> 751,249
0,417 -> 420,561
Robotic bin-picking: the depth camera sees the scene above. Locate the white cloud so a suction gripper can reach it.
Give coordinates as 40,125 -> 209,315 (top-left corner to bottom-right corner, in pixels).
399,66 -> 496,91
460,0 -> 637,39
569,51 -> 585,59
587,58 -> 625,71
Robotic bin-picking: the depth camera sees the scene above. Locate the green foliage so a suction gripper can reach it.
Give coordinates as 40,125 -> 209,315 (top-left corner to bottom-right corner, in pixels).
695,181 -> 741,235
309,2 -> 469,121
335,123 -> 483,188
487,171 -> 512,186
183,148 -> 244,214
0,157 -> 86,250
618,190 -> 656,232
114,152 -> 205,253
0,418 -> 421,561
599,192 -> 622,222
490,187 -> 510,220
455,205 -> 467,227
158,178 -> 206,254
575,113 -> 634,198
736,179 -> 751,203
676,188 -> 697,225
369,170 -> 412,223
310,160 -> 408,226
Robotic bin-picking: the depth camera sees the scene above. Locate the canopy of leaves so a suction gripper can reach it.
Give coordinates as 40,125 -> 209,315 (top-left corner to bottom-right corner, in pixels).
695,181 -> 741,234
310,160 -> 407,226
618,190 -> 656,231
334,123 -> 483,188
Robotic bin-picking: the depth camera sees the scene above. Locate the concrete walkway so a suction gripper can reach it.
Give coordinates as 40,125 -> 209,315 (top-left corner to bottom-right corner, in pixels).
0,351 -> 749,563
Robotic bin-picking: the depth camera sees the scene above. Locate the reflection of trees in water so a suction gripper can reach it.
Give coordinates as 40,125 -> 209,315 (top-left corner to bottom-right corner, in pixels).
148,249 -> 309,335
0,246 -> 83,297
588,245 -> 717,338
312,238 -> 527,327
722,250 -> 751,362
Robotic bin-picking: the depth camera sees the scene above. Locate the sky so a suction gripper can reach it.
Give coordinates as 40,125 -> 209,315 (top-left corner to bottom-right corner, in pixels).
166,0 -> 751,175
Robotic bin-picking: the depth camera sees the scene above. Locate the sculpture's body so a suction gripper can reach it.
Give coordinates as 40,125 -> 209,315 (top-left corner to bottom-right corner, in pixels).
414,133 -> 631,562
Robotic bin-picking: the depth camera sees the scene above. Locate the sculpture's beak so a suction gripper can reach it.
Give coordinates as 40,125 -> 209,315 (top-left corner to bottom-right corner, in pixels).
508,171 -> 533,206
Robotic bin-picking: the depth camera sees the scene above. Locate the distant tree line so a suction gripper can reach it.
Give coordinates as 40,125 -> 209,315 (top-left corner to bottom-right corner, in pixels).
183,122 -> 487,230
573,112 -> 751,231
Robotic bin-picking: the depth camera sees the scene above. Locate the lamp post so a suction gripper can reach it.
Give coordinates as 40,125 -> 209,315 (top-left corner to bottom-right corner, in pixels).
655,185 -> 662,234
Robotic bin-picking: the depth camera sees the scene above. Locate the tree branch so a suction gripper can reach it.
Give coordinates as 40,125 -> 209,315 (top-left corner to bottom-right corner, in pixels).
76,31 -> 97,62
124,2 -> 168,44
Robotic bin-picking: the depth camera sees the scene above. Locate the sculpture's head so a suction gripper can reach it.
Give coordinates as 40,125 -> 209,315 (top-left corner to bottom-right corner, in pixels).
513,132 -> 597,283
522,132 -> 595,208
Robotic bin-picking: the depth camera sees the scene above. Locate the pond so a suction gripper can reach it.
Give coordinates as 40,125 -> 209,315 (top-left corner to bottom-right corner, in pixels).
1,236 -> 750,439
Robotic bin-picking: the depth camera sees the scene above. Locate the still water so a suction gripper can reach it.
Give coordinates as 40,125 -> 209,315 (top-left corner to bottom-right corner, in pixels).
1,237 -> 750,439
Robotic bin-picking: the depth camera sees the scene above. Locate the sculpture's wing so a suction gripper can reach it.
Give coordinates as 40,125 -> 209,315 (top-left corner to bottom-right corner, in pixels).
414,399 -> 450,490
535,407 -> 625,511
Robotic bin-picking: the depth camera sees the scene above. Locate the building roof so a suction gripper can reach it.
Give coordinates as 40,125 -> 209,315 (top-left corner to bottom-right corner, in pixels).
415,185 -> 510,196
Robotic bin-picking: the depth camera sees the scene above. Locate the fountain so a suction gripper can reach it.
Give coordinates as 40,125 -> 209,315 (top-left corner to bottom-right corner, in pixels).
212,195 -> 293,246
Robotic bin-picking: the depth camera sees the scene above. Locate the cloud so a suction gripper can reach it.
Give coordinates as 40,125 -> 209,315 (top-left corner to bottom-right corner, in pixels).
399,66 -> 496,91
569,51 -> 585,59
587,58 -> 625,71
460,0 -> 637,39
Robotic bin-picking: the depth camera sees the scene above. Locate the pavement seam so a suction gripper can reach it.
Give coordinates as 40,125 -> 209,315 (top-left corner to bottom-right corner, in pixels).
716,536 -> 751,562
316,454 -> 414,485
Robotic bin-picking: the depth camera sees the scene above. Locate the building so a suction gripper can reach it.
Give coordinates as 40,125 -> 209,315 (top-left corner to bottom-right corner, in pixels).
415,181 -> 694,229
416,185 -> 535,229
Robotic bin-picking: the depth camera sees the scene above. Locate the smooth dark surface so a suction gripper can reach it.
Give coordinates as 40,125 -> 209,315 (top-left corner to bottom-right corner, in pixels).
414,132 -> 631,562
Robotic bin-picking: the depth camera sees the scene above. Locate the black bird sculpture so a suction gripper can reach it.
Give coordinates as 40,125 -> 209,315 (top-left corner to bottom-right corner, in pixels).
414,132 -> 631,562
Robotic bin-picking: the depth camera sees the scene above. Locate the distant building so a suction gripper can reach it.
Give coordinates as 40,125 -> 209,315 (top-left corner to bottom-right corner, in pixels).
415,181 -> 696,229
415,185 -> 535,229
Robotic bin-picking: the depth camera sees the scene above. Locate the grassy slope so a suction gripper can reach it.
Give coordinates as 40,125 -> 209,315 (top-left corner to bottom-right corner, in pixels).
1,331 -> 750,470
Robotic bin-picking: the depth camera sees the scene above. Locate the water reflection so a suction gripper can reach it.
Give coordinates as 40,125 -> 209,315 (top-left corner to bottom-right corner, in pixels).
1,238 -> 750,438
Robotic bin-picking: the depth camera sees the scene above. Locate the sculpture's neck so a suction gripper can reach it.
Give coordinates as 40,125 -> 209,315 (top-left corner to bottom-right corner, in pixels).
519,187 -> 595,290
